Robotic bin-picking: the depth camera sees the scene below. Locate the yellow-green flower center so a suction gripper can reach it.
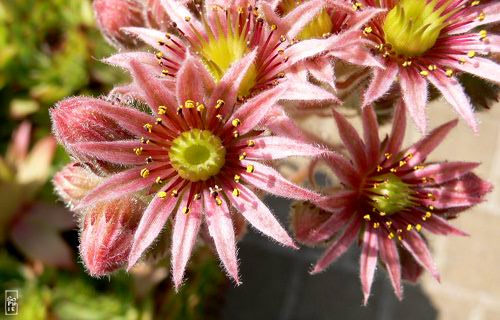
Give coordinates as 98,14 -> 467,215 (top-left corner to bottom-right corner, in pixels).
368,173 -> 414,215
199,32 -> 257,96
281,0 -> 333,40
383,0 -> 451,57
169,129 -> 226,182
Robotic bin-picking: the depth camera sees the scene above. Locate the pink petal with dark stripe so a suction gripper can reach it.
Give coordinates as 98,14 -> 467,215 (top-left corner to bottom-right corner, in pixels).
360,227 -> 379,305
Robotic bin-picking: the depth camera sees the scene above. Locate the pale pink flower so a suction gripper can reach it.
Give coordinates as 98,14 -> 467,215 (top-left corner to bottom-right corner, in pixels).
298,103 -> 491,304
51,56 -> 326,287
358,0 -> 500,132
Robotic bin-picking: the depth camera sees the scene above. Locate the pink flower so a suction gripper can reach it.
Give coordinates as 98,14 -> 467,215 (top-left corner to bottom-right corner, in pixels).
298,103 -> 491,304
359,0 -> 500,132
106,0 -> 343,102
51,56 -> 326,287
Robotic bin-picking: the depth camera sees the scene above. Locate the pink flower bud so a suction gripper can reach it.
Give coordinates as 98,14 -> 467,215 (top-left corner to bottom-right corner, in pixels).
50,97 -> 135,172
53,163 -> 102,209
93,0 -> 145,48
80,197 -> 144,276
290,201 -> 331,245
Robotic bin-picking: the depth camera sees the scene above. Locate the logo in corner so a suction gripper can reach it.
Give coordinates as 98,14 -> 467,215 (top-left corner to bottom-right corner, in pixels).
5,290 -> 18,316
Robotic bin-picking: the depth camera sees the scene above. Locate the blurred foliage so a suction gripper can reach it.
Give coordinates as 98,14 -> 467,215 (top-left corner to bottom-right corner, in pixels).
0,0 -> 124,146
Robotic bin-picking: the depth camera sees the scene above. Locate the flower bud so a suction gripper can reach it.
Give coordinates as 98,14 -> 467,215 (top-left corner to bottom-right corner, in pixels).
93,0 -> 145,48
53,163 -> 102,209
50,97 -> 135,173
80,197 -> 144,276
290,201 -> 331,245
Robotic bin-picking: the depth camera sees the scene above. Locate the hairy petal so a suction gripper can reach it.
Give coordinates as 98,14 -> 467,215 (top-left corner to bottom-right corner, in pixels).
402,232 -> 440,282
360,226 -> 379,305
363,63 -> 398,107
400,68 -> 428,133
378,235 -> 402,300
245,136 -> 328,160
403,162 -> 480,185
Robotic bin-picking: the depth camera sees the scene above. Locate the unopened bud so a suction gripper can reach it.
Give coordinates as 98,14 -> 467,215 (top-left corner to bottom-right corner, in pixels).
53,163 -> 102,209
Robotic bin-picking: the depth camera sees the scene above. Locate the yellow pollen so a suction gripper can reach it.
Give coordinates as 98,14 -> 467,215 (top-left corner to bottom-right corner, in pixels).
246,164 -> 255,173
480,30 -> 488,40
134,147 -> 143,155
155,177 -> 164,184
478,12 -> 485,21
446,69 -> 454,77
239,152 -> 247,160
144,123 -> 153,133
232,118 -> 241,127
183,207 -> 190,214
171,189 -> 179,197
385,153 -> 392,159
388,232 -> 395,240
234,174 -> 241,183
184,100 -> 195,108
373,222 -> 380,229
407,224 -> 413,231
158,106 -> 167,115
416,224 -> 422,232
215,197 -> 223,206
247,140 -> 255,147
471,1 -> 480,6
363,214 -> 371,221
467,50 -> 476,58
420,70 -> 430,77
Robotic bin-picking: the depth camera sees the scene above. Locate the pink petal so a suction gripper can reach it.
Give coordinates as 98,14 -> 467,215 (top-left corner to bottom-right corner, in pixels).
129,59 -> 178,115
400,68 -> 428,133
314,191 -> 357,212
452,3 -> 500,33
305,206 -> 353,243
284,0 -> 325,39
419,188 -> 486,209
244,136 -> 328,160
160,0 -> 203,42
323,151 -> 361,187
378,235 -> 402,300
226,85 -> 287,135
360,226 -> 379,305
240,160 -> 321,201
450,57 -> 500,83
203,191 -> 240,283
401,232 -> 440,282
348,7 -> 385,30
406,120 -> 458,168
279,81 -> 340,104
76,167 -> 162,209
403,162 -> 480,184
104,52 -> 159,71
423,215 -> 468,237
385,100 -> 406,156
208,49 -> 257,114
72,141 -> 152,165
362,106 -> 380,166
311,218 -> 361,273
122,27 -> 173,52
176,55 -> 207,106
427,72 -> 478,132
128,189 -> 180,268
363,62 -> 398,107
225,182 -> 296,248
259,106 -> 312,142
171,198 -> 202,289
306,58 -> 336,87
332,108 -> 368,171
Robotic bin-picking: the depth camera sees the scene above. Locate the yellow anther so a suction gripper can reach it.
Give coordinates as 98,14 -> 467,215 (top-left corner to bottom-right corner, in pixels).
363,26 -> 373,35
384,153 -> 392,159
144,123 -> 153,133
247,140 -> 255,147
280,35 -> 287,42
397,229 -> 403,234
386,221 -> 392,227
155,52 -> 163,59
459,57 -> 467,64
215,99 -> 225,109
425,211 -> 432,218
184,100 -> 195,109
416,224 -> 422,232
155,177 -> 163,184
216,114 -> 224,121
428,64 -> 437,71
388,232 -> 395,240
373,222 -> 380,229
140,168 -> 150,178
232,188 -> 241,197
171,189 -> 179,197
467,51 -> 476,58
271,24 -> 277,31
402,60 -> 412,67
480,30 -> 488,40
239,152 -> 247,160
197,104 -> 205,112
428,205 -> 434,211
233,130 -> 240,138
155,118 -> 163,125
478,11 -> 485,21
446,69 -> 454,77
232,118 -> 241,127
184,16 -> 191,22
363,214 -> 371,221
399,160 -> 406,167
407,224 -> 413,231
234,174 -> 241,183
157,191 -> 167,199
194,193 -> 201,200
471,1 -> 480,6
165,33 -> 171,39
405,153 -> 413,160
398,235 -> 403,241
353,2 -> 363,10
379,211 -> 387,217
134,147 -> 143,155
183,207 -> 190,214
141,137 -> 150,144
390,168 -> 398,173
377,165 -> 383,172
162,69 -> 169,76
246,164 -> 255,173
215,197 -> 223,206
158,106 -> 167,115
420,70 -> 429,77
